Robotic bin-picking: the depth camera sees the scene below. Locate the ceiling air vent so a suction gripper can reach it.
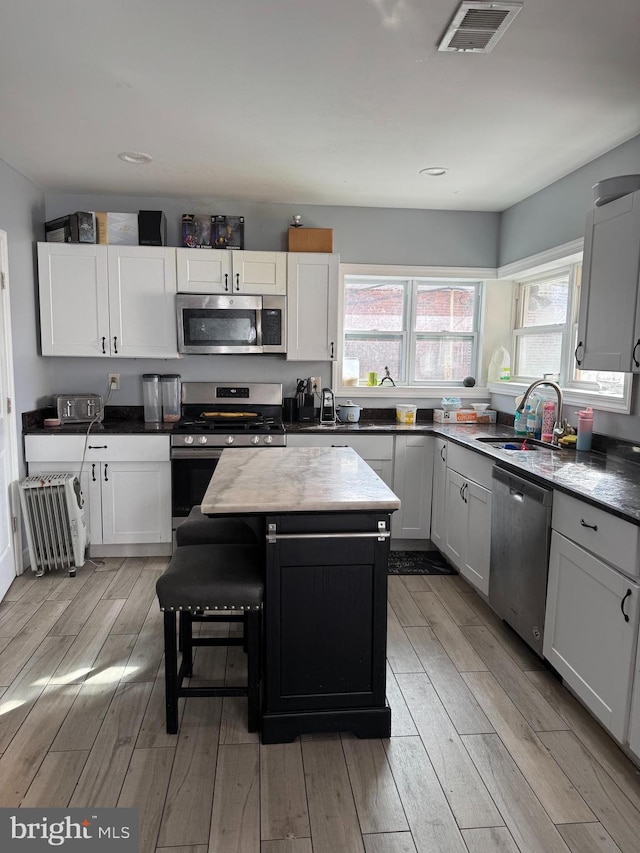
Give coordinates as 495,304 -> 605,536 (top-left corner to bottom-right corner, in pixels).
438,1 -> 523,53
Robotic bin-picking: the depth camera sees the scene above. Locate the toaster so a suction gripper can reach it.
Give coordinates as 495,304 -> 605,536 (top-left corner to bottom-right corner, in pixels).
55,394 -> 104,424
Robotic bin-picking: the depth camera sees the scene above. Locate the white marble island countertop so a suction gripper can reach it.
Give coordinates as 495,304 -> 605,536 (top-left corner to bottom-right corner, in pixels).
201,446 -> 401,515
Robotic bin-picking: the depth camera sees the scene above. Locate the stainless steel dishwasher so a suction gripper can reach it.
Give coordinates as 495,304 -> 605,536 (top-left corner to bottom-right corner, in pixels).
488,465 -> 553,657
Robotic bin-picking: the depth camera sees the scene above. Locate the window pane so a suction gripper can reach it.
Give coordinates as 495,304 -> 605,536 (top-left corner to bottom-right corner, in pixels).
415,284 -> 476,333
516,332 -> 563,376
415,338 -> 473,381
345,281 -> 406,332
521,278 -> 569,327
344,337 -> 402,384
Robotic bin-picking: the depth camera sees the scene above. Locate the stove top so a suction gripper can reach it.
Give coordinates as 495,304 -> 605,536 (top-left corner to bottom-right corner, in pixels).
170,381 -> 286,448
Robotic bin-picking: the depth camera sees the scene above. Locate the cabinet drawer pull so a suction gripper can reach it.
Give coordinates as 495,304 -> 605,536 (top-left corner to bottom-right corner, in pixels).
88,445 -> 108,449
113,336 -> 118,354
440,445 -> 446,462
580,519 -> 598,531
101,336 -> 106,354
224,273 -> 229,292
621,588 -> 632,622
574,341 -> 584,366
330,341 -> 335,358
235,273 -> 240,291
633,339 -> 640,368
91,463 -> 96,482
104,463 -> 109,482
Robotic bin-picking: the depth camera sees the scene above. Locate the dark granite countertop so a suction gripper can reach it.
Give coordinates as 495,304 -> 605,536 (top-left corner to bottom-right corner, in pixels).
23,408 -> 640,525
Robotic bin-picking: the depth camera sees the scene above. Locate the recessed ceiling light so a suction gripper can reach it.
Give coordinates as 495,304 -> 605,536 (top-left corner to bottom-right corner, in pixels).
420,167 -> 449,177
118,151 -> 153,165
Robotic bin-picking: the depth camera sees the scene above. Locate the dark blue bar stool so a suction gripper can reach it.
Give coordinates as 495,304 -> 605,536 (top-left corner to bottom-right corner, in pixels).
156,543 -> 263,734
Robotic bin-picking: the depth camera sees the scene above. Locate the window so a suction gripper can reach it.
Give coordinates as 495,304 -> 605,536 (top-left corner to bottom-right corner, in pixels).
342,276 -> 481,387
513,263 -> 626,399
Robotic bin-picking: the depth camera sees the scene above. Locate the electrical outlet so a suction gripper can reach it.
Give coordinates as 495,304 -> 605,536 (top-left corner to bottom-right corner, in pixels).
108,373 -> 120,390
310,376 -> 322,394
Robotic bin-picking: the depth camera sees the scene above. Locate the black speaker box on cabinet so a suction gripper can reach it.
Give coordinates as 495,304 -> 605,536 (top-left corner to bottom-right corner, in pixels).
138,210 -> 167,246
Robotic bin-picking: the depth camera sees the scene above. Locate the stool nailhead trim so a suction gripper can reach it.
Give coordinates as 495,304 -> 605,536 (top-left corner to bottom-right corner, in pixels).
160,604 -> 261,611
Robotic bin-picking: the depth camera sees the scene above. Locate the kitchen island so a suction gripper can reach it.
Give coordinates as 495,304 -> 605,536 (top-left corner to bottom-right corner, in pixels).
201,446 -> 401,743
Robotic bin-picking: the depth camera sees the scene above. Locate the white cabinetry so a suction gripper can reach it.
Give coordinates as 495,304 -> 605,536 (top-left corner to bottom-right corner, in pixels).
286,253 -> 339,361
430,438 -> 447,550
392,435 -> 433,540
286,434 -> 394,489
576,190 -> 640,372
442,444 -> 492,595
37,243 -> 178,358
544,492 -> 640,742
176,249 -> 286,295
24,435 -> 171,552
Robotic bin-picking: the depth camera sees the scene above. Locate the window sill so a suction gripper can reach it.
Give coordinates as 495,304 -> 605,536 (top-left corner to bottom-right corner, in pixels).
335,385 -> 491,401
488,381 -> 632,414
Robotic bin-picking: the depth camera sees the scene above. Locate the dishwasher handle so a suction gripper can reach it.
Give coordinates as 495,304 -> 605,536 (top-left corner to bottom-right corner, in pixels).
492,465 -> 553,506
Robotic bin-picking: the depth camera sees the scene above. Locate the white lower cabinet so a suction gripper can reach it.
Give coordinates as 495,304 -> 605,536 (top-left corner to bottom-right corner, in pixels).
285,434 -> 394,488
629,643 -> 640,759
392,435 -> 434,540
430,438 -> 447,550
24,435 -> 171,549
442,444 -> 493,595
544,530 -> 640,742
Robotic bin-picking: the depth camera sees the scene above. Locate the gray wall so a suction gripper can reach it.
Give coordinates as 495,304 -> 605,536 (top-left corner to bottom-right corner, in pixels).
500,135 -> 640,266
0,158 -> 49,422
42,192 -> 500,405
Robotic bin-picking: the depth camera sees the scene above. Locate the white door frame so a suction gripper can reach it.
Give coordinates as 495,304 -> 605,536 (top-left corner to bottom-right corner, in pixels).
0,229 -> 23,578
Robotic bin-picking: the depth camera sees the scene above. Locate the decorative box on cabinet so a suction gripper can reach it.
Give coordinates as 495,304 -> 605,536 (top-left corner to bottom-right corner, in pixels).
37,243 -> 178,358
176,249 -> 286,295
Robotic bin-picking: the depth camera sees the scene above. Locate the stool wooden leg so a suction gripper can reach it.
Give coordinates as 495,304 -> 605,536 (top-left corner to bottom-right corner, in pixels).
246,609 -> 261,733
181,611 -> 193,678
163,611 -> 179,734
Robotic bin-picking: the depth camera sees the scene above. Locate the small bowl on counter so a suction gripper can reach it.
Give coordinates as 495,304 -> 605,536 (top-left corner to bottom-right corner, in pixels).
470,403 -> 490,412
440,396 -> 462,411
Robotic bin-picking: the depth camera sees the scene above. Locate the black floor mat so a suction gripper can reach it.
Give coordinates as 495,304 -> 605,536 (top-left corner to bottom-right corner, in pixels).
388,550 -> 457,575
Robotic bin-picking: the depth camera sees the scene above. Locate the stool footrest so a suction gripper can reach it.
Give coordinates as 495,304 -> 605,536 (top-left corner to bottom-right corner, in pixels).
193,637 -> 244,647
178,686 -> 247,698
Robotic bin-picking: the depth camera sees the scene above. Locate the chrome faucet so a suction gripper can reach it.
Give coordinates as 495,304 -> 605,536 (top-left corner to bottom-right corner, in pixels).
517,379 -> 568,445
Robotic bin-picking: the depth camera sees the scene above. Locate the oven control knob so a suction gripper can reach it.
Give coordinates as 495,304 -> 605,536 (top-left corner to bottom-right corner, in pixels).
225,436 -> 235,445
251,435 -> 260,445
184,436 -> 194,445
264,435 -> 274,444
199,435 -> 208,444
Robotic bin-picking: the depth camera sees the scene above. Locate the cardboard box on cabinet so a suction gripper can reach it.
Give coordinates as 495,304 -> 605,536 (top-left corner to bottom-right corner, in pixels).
433,409 -> 496,424
94,212 -> 139,245
212,215 -> 245,249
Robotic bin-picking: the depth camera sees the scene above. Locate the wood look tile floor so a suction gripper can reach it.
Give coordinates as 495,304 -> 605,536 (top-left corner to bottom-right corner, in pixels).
1,560 -> 640,852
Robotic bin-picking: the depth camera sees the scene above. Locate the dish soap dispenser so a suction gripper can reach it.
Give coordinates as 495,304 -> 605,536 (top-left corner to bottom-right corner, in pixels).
576,406 -> 594,451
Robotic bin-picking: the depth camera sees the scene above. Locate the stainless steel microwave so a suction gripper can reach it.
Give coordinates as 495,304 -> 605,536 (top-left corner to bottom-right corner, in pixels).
176,293 -> 286,354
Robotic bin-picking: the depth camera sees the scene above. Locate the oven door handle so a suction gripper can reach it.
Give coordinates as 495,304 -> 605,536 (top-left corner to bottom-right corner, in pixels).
171,448 -> 224,460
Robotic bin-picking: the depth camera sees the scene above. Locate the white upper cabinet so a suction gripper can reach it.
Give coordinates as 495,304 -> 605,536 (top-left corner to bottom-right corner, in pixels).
576,190 -> 640,372
176,249 -> 286,295
38,243 -> 110,357
107,246 -> 178,358
287,253 -> 339,361
38,243 -> 178,358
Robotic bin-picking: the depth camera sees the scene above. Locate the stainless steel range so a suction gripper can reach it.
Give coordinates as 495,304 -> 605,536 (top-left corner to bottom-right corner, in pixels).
171,382 -> 285,526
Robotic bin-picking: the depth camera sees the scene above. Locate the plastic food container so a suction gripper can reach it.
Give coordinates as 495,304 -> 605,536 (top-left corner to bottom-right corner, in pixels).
440,397 -> 462,411
161,374 -> 181,423
143,373 -> 162,423
396,404 -> 417,425
343,358 -> 360,387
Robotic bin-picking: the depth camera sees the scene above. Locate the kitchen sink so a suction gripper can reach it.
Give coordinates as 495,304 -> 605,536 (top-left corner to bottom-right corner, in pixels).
475,436 -> 558,451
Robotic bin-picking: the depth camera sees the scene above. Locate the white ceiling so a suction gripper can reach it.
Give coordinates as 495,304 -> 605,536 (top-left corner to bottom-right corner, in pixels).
1,0 -> 639,212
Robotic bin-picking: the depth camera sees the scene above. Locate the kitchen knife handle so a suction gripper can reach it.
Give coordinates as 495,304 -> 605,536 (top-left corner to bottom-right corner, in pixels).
224,273 -> 229,292
621,588 -> 632,622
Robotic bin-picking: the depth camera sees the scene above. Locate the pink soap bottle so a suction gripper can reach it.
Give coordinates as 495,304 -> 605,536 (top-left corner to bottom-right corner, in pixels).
541,401 -> 556,443
576,406 -> 594,451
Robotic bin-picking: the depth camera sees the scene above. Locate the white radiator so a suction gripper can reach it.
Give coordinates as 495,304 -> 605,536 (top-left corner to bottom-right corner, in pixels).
19,474 -> 88,576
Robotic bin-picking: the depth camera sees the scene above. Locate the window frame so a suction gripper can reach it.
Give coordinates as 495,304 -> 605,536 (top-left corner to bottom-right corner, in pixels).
337,266 -> 484,396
